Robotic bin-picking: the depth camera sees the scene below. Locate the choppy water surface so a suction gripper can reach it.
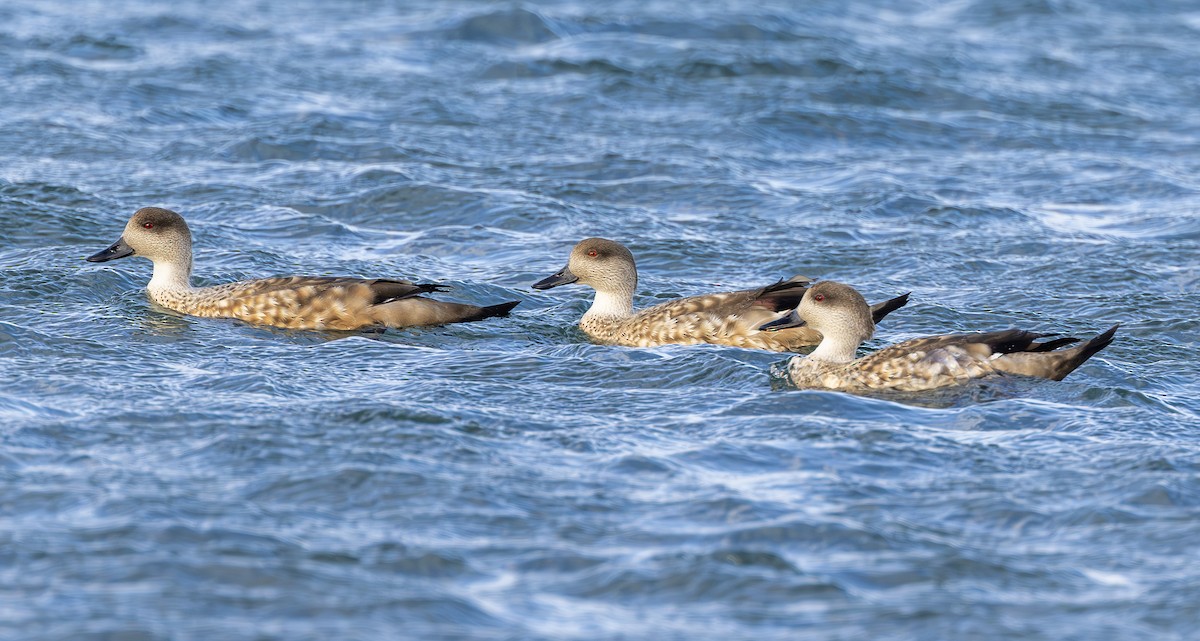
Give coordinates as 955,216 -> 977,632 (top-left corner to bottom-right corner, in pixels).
2,1 -> 1199,639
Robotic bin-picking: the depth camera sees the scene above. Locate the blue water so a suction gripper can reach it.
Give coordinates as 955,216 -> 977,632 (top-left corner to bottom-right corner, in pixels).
2,1 -> 1199,639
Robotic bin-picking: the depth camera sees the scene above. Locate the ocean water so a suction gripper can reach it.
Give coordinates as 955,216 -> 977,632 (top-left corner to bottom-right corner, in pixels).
2,1 -> 1199,639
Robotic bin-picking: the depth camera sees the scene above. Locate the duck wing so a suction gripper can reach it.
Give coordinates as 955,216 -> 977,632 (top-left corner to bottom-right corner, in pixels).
635,277 -> 806,326
849,328 -> 1102,389
220,276 -> 445,305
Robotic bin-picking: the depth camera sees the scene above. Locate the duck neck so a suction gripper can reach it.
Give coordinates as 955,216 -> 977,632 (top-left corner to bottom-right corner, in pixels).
582,286 -> 635,322
807,332 -> 861,363
147,252 -> 194,296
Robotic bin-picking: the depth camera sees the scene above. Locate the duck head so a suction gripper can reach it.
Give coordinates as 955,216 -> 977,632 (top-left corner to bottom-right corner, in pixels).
532,237 -> 638,294
87,207 -> 193,265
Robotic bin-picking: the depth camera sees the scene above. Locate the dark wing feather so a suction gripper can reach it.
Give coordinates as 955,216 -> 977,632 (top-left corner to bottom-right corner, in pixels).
860,328 -> 1057,366
364,279 -> 449,305
223,276 -> 446,305
1028,336 -> 1081,352
981,329 -> 1063,354
753,279 -> 908,325
750,276 -> 812,312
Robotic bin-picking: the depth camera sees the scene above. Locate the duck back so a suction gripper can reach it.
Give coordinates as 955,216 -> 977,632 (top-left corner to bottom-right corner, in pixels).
158,276 -> 515,331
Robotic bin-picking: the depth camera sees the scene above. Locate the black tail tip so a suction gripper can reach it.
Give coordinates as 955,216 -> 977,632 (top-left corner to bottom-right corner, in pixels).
1089,324 -> 1120,349
1053,324 -> 1119,381
870,292 -> 911,324
478,300 -> 520,319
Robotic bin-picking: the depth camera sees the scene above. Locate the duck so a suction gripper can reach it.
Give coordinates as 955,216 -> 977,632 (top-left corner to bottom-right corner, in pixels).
86,207 -> 519,331
759,280 -> 1118,392
531,238 -> 910,351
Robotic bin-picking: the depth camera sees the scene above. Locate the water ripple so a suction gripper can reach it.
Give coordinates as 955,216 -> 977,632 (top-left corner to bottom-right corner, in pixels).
2,0 -> 1198,640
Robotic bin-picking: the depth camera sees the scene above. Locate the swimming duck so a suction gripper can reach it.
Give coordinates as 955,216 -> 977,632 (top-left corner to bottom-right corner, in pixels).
760,280 -> 1118,392
531,238 -> 909,351
87,207 -> 519,331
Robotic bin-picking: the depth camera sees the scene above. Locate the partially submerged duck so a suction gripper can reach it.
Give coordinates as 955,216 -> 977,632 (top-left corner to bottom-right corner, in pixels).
87,207 -> 519,330
761,280 -> 1117,392
532,238 -> 909,351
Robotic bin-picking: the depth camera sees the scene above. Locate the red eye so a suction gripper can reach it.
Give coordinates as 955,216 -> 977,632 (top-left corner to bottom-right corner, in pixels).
587,249 -> 598,257
143,222 -> 154,229
813,293 -> 825,302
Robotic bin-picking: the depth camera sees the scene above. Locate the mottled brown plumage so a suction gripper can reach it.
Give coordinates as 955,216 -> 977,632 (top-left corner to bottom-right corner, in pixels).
763,281 -> 1118,392
531,238 -> 909,351
87,207 -> 519,330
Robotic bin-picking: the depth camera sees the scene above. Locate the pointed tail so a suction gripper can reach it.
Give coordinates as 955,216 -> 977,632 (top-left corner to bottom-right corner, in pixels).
870,292 -> 910,325
1048,324 -> 1118,381
462,300 -> 520,323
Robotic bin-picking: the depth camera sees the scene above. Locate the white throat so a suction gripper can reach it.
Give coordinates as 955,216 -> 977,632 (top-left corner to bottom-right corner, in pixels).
583,288 -> 634,320
806,331 -> 861,363
147,256 -> 194,294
